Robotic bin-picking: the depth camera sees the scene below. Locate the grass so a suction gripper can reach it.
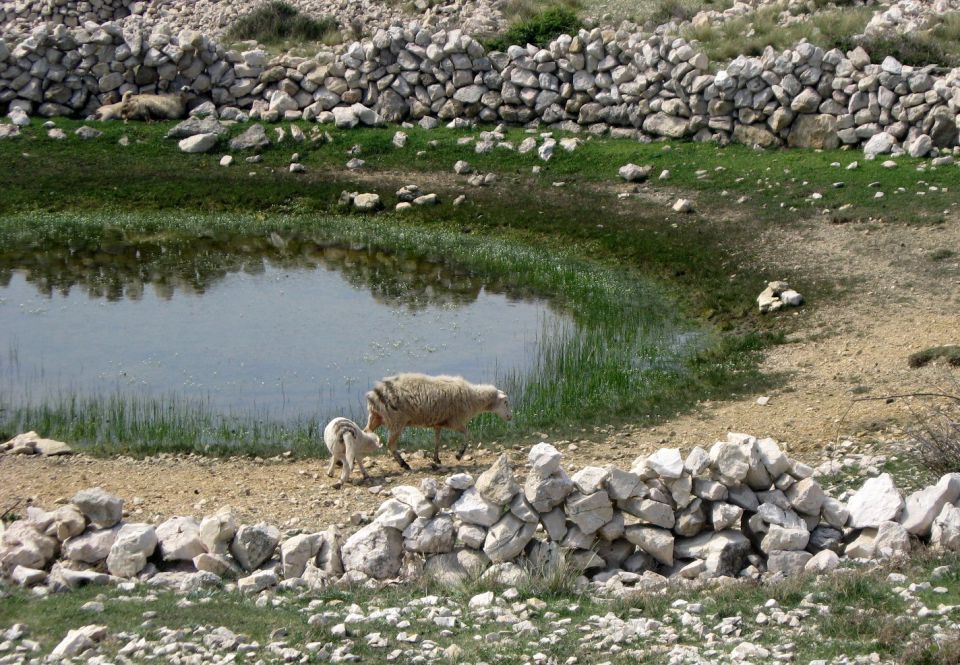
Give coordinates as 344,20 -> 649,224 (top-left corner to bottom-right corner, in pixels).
848,13 -> 960,68
1,118 -> 957,455
1,552 -> 957,662
683,3 -> 873,62
225,1 -> 338,48
909,346 -> 960,369
482,4 -> 582,51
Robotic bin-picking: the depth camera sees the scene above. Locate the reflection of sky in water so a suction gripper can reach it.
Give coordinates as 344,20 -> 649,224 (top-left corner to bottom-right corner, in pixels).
0,265 -> 568,421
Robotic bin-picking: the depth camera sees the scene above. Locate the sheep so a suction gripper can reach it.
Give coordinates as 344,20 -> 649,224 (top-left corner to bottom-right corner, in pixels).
364,373 -> 512,470
323,416 -> 381,488
93,100 -> 125,121
120,87 -> 190,122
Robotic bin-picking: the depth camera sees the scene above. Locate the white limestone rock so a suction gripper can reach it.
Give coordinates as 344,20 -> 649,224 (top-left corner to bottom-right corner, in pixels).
899,473 -> 960,536
847,473 -> 903,528
106,523 -> 157,577
341,523 -> 403,580
230,522 -> 280,571
71,487 -> 123,529
156,516 -> 204,561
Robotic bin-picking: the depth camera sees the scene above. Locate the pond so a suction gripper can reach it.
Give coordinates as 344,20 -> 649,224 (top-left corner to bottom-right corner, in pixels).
0,237 -> 569,425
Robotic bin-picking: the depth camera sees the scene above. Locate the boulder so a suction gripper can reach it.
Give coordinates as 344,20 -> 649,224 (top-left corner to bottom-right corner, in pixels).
402,515 -> 455,554
228,124 -> 270,151
760,525 -> 809,553
618,163 -> 652,183
931,503 -> 960,551
475,454 -> 519,506
624,526 -> 674,566
237,569 -> 279,594
646,448 -> 684,478
178,133 -> 219,153
199,509 -> 236,555
528,442 -> 563,474
565,491 -> 613,535
863,132 -> 896,158
352,193 -> 382,212
106,523 -> 157,577
805,549 -> 840,573
453,487 -> 502,527
166,116 -> 227,139
280,533 -> 321,579
524,468 -> 573,512
230,523 -> 280,571
483,513 -> 537,563
156,516 -> 204,561
767,550 -> 812,576
392,486 -> 436,518
787,114 -> 839,149
674,530 -> 751,577
63,525 -> 121,563
606,468 -> 647,501
0,521 -> 58,572
341,523 -> 403,579
847,474 -> 903,528
424,549 -> 490,585
899,473 -> 960,536
374,499 -> 417,530
571,466 -> 609,495
71,487 -> 123,528
786,478 -> 826,516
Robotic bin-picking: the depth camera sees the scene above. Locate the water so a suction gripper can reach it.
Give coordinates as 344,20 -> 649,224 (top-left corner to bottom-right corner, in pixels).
0,240 -> 569,423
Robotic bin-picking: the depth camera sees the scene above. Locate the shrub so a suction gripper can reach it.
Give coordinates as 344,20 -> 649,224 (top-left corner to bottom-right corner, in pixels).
483,6 -> 581,52
910,387 -> 960,475
227,1 -> 337,45
908,346 -> 960,369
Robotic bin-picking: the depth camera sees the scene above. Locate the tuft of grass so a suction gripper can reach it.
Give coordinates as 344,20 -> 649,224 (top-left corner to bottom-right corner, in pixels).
483,5 -> 582,51
842,13 -> 960,68
226,1 -> 337,45
908,346 -> 960,369
683,4 -> 873,62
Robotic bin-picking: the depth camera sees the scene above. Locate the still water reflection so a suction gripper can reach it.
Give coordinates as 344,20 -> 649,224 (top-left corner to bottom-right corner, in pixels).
0,237 -> 568,421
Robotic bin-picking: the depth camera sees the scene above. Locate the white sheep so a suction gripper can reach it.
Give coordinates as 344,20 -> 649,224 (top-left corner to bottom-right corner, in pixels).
120,87 -> 190,121
93,100 -> 124,121
324,416 -> 381,487
364,373 -> 512,470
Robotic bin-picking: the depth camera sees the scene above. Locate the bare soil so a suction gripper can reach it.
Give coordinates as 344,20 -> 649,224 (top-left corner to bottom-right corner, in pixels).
3,187 -> 959,530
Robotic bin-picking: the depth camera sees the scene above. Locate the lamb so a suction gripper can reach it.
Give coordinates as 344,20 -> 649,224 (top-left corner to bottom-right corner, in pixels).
120,87 -> 190,121
323,416 -> 381,488
364,373 -> 512,470
93,100 -> 124,121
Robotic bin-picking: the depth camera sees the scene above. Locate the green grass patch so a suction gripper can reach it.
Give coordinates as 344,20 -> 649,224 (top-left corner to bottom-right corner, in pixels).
482,4 -> 582,52
226,1 -> 338,46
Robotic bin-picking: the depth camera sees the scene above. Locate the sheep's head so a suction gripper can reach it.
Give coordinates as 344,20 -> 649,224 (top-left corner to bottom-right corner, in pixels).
363,430 -> 383,450
490,389 -> 512,421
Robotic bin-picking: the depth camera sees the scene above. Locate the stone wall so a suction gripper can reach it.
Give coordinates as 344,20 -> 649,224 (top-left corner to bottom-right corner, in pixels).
2,431 -> 959,595
0,0 -> 133,34
2,20 -> 959,157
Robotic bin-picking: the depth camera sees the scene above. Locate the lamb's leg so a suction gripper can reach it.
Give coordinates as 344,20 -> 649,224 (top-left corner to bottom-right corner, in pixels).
454,425 -> 469,460
432,428 -> 443,467
356,456 -> 370,481
326,455 -> 337,478
387,429 -> 411,471
341,449 -> 354,485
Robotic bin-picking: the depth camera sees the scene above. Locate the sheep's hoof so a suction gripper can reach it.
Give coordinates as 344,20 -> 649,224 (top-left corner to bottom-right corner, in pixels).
332,481 -> 343,490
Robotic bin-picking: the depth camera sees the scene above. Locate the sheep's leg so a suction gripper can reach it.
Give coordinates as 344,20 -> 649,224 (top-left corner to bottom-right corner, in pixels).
432,428 -> 443,467
326,455 -> 337,478
454,425 -> 469,460
387,429 -> 411,471
364,411 -> 383,433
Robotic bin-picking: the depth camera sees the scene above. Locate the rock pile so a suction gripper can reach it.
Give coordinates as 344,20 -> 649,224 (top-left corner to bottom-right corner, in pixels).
1,15 -> 960,157
3,434 -> 959,596
756,280 -> 804,313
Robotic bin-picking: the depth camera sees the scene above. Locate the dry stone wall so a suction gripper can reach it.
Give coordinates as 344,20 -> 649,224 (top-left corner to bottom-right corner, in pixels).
3,433 -> 960,596
2,18 -> 960,157
0,0 -> 133,34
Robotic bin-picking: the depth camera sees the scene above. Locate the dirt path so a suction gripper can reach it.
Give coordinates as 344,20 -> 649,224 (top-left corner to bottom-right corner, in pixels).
3,194 -> 959,528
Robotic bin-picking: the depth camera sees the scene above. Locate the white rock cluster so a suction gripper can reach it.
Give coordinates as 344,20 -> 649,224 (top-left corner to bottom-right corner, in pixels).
864,0 -> 960,37
3,435 -> 959,596
1,16 -> 960,156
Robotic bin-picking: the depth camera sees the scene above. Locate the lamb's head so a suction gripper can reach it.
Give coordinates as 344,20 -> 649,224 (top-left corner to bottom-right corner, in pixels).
361,429 -> 382,452
489,389 -> 512,421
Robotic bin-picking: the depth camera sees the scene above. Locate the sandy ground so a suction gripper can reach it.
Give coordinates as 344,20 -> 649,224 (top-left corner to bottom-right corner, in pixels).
3,186 -> 959,530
